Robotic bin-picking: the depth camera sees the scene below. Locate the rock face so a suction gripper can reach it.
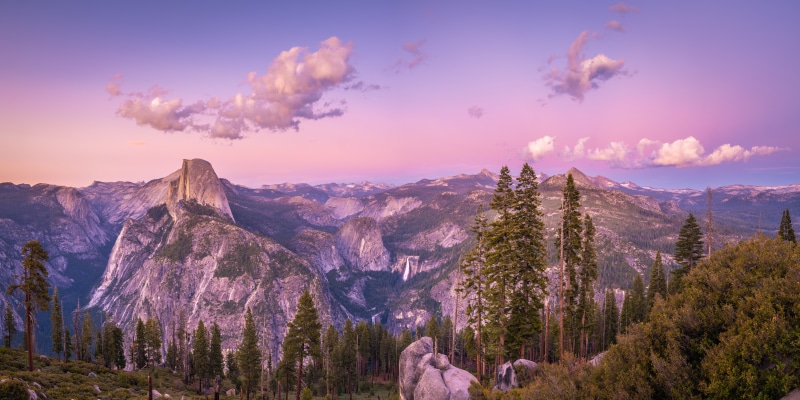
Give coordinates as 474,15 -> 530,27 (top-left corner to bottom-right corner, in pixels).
166,159 -> 234,222
334,217 -> 390,272
399,337 -> 478,400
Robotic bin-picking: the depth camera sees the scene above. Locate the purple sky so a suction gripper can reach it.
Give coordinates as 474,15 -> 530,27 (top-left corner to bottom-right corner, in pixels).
1,1 -> 798,189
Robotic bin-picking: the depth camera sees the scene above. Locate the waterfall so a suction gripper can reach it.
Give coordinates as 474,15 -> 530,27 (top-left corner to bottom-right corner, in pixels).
403,256 -> 411,281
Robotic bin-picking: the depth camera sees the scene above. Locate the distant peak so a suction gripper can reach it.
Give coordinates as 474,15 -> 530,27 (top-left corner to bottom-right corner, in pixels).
166,159 -> 234,221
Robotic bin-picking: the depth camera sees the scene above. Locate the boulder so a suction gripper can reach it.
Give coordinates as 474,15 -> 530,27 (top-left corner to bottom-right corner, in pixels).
151,389 -> 163,398
399,337 -> 478,400
782,388 -> 800,400
88,372 -> 98,378
93,385 -> 101,393
494,361 -> 517,392
226,388 -> 237,396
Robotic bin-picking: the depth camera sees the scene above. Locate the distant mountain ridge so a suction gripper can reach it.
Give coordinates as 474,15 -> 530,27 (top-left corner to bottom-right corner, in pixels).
1,160 -> 798,354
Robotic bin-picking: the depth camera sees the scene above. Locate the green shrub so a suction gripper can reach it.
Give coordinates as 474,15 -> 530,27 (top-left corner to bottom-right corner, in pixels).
0,379 -> 30,400
300,387 -> 313,400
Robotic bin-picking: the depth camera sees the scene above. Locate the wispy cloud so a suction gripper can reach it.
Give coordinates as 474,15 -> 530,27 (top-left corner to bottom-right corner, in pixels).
525,136 -> 787,167
109,37 -> 356,139
609,2 -> 639,14
393,39 -> 428,72
544,31 -> 627,102
467,105 -> 484,119
605,20 -> 625,32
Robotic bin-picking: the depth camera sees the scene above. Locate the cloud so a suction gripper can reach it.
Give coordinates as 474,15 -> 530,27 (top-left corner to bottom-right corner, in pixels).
106,74 -> 123,97
393,39 -> 428,72
577,136 -> 786,168
561,137 -> 589,161
605,20 -> 625,32
544,31 -> 627,102
344,81 -> 382,92
110,37 -> 356,139
609,2 -> 639,14
523,136 -> 556,161
467,105 -> 484,119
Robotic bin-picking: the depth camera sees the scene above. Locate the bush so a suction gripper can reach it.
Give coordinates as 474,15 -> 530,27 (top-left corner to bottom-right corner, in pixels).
0,379 -> 30,400
301,387 -> 313,400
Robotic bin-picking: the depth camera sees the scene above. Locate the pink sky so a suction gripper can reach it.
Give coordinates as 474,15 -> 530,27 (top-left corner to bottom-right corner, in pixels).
1,1 -> 797,189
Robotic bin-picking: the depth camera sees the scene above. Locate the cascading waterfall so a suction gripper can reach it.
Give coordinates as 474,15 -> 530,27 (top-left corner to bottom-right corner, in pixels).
403,256 -> 410,281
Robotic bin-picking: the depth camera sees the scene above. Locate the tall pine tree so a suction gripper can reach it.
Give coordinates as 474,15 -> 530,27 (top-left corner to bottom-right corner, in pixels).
673,213 -> 704,293
50,287 -> 63,362
646,251 -> 668,314
577,213 -> 597,358
193,320 -> 210,392
557,174 -> 582,358
237,308 -> 261,400
284,290 -> 322,400
209,322 -> 224,381
458,204 -> 489,381
7,240 -> 50,371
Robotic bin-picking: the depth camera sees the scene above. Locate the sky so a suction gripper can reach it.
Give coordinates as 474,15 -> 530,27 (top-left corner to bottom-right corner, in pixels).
1,1 -> 799,190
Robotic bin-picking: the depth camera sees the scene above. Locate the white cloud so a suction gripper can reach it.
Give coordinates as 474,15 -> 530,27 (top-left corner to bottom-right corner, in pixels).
393,39 -> 428,72
467,105 -> 484,119
545,31 -> 627,102
570,136 -> 787,168
523,136 -> 556,161
111,37 -> 356,139
561,137 -> 589,161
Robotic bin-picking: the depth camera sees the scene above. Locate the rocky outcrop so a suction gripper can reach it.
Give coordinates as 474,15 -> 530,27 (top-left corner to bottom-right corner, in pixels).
334,217 -> 390,272
325,196 -> 364,220
166,159 -> 234,222
399,337 -> 478,400
494,359 -> 538,392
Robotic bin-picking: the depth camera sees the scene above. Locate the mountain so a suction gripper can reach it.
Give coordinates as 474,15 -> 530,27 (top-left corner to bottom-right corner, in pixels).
2,160 -> 799,356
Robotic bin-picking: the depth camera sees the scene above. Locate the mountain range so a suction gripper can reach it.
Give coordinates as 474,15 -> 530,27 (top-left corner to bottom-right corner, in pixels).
1,159 -> 798,354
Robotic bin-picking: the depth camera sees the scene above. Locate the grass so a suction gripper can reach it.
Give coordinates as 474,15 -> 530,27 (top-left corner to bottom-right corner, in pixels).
0,347 -> 399,400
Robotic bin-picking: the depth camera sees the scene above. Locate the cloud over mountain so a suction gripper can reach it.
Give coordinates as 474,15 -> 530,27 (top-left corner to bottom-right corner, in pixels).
544,31 -> 627,102
526,136 -> 786,168
109,37 -> 355,139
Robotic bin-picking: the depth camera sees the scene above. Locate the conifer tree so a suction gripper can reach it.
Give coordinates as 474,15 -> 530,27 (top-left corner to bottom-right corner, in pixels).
194,320 -> 210,391
4,303 -> 16,348
226,350 -> 241,390
7,240 -> 51,371
457,204 -> 488,381
63,328 -> 72,361
602,289 -> 618,349
134,318 -> 147,369
557,174 -> 582,358
674,213 -> 704,283
102,318 -> 125,369
237,308 -> 261,400
323,324 -> 339,398
440,316 -> 453,361
577,213 -> 597,358
145,317 -> 162,367
506,163 -> 548,360
646,251 -> 668,314
50,287 -> 63,361
631,273 -> 646,323
81,311 -> 94,362
778,209 -> 796,243
341,318 -> 358,399
284,290 -> 322,400
483,165 -> 515,365
424,314 -> 439,345
620,290 -> 633,335
209,322 -> 224,380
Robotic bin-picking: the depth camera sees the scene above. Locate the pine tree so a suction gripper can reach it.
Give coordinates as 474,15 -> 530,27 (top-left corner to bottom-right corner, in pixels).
50,287 -> 64,361
194,320 -> 210,391
440,316 -> 453,361
483,165 -> 515,365
557,174 -> 582,359
284,290 -> 322,400
3,302 -> 16,348
631,273 -> 646,324
646,251 -> 668,314
602,289 -> 618,349
103,318 -> 125,369
237,308 -> 261,400
778,209 -> 796,243
81,311 -> 94,362
63,328 -> 72,361
457,204 -> 489,382
6,240 -> 50,371
341,318 -> 357,399
226,350 -> 241,390
506,163 -> 548,360
323,324 -> 339,398
673,213 -> 704,292
134,318 -> 147,369
577,213 -> 597,358
145,317 -> 162,367
209,322 -> 224,381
